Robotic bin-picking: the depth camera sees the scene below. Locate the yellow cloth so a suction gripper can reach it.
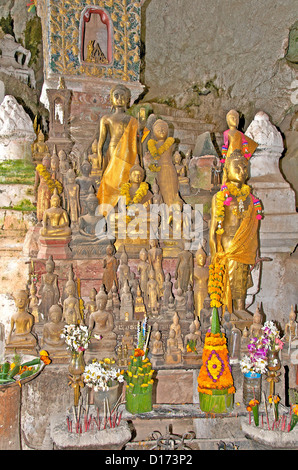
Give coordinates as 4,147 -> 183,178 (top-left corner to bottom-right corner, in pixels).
214,196 -> 259,313
97,117 -> 138,211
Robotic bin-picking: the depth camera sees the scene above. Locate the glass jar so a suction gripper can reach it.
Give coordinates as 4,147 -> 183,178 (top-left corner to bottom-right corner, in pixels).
243,371 -> 262,406
229,325 -> 241,364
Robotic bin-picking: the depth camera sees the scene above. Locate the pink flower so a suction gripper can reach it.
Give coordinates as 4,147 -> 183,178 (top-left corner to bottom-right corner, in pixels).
220,159 -> 225,163
78,346 -> 85,352
256,214 -> 262,220
224,197 -> 233,206
276,338 -> 284,350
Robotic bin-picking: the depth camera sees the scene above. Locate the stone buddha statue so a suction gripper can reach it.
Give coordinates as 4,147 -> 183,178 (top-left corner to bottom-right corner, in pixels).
284,305 -> 298,343
63,281 -> 82,325
137,248 -> 150,304
65,169 -> 80,226
42,304 -> 66,356
38,255 -> 60,322
118,248 -> 132,293
134,285 -> 147,321
165,329 -> 182,365
102,244 -> 118,293
88,138 -> 102,185
71,187 -> 108,254
175,247 -> 193,293
169,312 -> 184,352
148,239 -> 165,296
6,290 -> 37,354
209,149 -> 260,320
88,290 -> 117,359
120,280 -> 133,321
193,244 -> 209,317
173,150 -> 190,194
32,130 -> 50,163
147,269 -> 159,315
40,188 -> 71,239
249,305 -> 263,338
76,156 -> 94,215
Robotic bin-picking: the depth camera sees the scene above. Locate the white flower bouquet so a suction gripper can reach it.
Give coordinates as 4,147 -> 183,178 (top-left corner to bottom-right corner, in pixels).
61,324 -> 102,352
83,358 -> 124,391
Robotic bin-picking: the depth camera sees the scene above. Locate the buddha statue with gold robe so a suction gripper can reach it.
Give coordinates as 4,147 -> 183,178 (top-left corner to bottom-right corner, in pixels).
40,188 -> 71,239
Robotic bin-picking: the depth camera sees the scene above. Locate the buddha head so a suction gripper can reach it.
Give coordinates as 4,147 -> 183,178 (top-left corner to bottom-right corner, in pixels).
226,109 -> 239,130
152,119 -> 169,141
14,290 -> 29,309
50,189 -> 61,208
49,304 -> 63,323
110,84 -> 131,111
86,188 -> 98,214
224,150 -> 248,186
37,130 -> 45,142
45,255 -> 55,273
129,157 -> 145,185
80,156 -> 92,176
195,245 -> 207,267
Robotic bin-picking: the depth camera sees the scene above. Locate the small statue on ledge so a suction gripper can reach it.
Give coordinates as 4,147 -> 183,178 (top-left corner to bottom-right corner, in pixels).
249,305 -> 263,338
38,255 -> 60,322
40,188 -> 71,240
284,305 -> 298,343
42,304 -> 66,356
6,290 -> 37,354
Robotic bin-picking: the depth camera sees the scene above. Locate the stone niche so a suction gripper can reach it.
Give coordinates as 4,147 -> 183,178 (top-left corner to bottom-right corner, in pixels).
36,0 -> 145,154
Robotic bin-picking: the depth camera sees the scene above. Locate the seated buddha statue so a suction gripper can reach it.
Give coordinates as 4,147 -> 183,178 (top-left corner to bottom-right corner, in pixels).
40,188 -> 71,239
32,130 -> 50,163
88,289 -> 117,359
6,290 -> 37,353
42,304 -> 66,356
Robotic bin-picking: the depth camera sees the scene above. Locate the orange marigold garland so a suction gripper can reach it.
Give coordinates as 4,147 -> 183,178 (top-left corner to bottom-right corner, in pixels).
208,263 -> 225,308
197,307 -> 235,396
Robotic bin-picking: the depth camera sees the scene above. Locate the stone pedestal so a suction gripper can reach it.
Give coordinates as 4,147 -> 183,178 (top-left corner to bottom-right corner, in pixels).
37,237 -> 72,260
245,112 -> 298,322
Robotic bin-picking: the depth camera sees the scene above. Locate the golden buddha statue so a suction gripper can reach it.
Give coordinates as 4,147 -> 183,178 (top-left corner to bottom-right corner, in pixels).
88,139 -> 102,180
249,304 -> 263,338
209,149 -> 260,320
42,304 -> 66,354
193,245 -> 209,317
34,155 -> 52,222
97,84 -> 139,211
40,188 -> 71,239
63,281 -> 82,325
221,109 -> 258,169
6,290 -> 37,353
284,305 -> 298,342
32,130 -> 50,163
65,169 -> 80,225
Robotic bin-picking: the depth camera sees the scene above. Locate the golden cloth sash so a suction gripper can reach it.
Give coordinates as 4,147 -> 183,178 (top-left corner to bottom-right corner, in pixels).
214,196 -> 259,313
97,117 -> 138,211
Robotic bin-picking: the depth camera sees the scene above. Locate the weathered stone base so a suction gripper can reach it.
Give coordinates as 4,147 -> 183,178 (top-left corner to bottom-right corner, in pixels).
37,237 -> 72,260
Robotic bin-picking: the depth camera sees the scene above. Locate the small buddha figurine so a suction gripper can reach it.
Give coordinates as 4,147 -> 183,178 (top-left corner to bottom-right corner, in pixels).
151,179 -> 163,205
186,284 -> 195,317
147,269 -> 159,315
193,244 -> 209,317
173,151 -> 189,186
85,288 -> 97,325
29,282 -> 40,323
63,281 -> 82,325
50,147 -> 60,181
65,169 -> 80,225
221,109 -> 258,165
134,285 -> 147,321
6,290 -> 37,353
38,255 -> 60,322
249,304 -> 263,338
88,290 -> 117,359
151,329 -> 165,367
165,329 -> 182,364
32,130 -> 50,163
211,156 -> 222,189
175,288 -> 186,311
58,149 -> 70,182
120,280 -> 133,321
118,248 -> 132,294
40,188 -> 71,239
42,304 -> 66,354
169,312 -> 184,352
102,244 -> 118,293
76,156 -> 94,215
162,273 -> 173,310
111,281 -> 120,318
121,330 -> 134,357
72,187 -> 107,246
148,239 -> 164,296
284,305 -> 298,343
34,155 -> 52,222
88,138 -> 102,183
137,248 -> 150,303
175,248 -> 193,293
184,322 -> 201,353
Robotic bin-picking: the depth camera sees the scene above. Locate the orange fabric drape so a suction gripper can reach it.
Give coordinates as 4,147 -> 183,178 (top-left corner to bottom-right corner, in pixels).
214,196 -> 259,313
97,117 -> 138,211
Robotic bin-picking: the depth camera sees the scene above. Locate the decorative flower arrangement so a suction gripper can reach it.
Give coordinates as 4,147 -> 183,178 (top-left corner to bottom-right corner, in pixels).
247,399 -> 260,426
0,350 -> 50,385
147,136 -> 175,172
208,263 -> 225,309
261,321 -> 284,353
221,139 -> 251,164
61,324 -> 102,353
120,181 -> 149,206
36,164 -> 63,195
83,358 -> 124,392
240,336 -> 268,375
215,182 -> 262,235
197,308 -> 235,396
